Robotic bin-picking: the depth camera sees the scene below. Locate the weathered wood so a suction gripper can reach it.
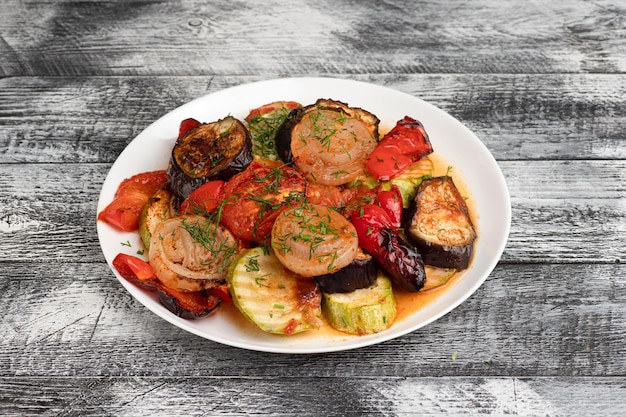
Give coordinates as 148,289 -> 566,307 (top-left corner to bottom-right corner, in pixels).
0,262 -> 624,378
1,74 -> 625,163
0,376 -> 625,416
1,0 -> 624,77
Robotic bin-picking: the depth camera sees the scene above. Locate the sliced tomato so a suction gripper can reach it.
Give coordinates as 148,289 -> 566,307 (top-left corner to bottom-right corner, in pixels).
245,101 -> 301,122
112,253 -> 159,290
366,116 -> 433,181
178,117 -> 201,139
98,170 -> 168,232
178,180 -> 225,215
220,160 -> 307,242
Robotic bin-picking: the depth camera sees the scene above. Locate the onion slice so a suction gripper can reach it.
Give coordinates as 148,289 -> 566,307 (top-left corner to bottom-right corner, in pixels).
291,108 -> 378,186
149,215 -> 238,292
271,204 -> 358,277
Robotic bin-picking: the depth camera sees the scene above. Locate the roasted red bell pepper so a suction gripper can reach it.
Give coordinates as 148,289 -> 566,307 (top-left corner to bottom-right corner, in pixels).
112,253 -> 223,319
98,170 -> 168,232
112,253 -> 159,290
374,185 -> 403,229
178,117 -> 201,139
351,204 -> 426,292
366,116 -> 433,181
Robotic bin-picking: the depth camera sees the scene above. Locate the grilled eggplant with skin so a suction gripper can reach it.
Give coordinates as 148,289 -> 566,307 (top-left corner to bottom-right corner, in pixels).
404,176 -> 476,270
313,250 -> 377,294
168,116 -> 252,199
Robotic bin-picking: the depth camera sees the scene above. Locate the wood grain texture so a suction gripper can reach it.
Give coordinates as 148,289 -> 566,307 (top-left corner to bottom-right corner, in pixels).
1,74 -> 625,163
1,376 -> 625,416
1,0 -> 625,77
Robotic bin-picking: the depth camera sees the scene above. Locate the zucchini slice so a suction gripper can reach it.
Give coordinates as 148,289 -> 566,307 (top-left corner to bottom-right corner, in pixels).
423,266 -> 456,291
227,247 -> 322,335
322,273 -> 396,335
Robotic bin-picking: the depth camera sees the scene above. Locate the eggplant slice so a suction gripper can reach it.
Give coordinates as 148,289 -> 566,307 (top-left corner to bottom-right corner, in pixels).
168,116 -> 252,199
404,176 -> 476,270
313,249 -> 377,294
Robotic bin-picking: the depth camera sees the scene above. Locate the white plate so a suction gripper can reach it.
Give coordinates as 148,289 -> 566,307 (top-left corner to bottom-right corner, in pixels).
97,77 -> 511,353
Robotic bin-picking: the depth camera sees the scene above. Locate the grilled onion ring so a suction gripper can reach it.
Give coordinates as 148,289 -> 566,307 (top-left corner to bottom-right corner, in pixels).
291,108 -> 378,186
149,215 -> 238,292
271,204 -> 358,277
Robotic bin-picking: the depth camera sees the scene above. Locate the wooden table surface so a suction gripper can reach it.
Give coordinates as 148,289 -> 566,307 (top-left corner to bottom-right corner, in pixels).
1,0 -> 625,415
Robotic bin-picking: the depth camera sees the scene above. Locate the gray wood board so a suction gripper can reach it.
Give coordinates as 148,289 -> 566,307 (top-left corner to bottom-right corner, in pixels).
1,75 -> 625,163
1,0 -> 624,77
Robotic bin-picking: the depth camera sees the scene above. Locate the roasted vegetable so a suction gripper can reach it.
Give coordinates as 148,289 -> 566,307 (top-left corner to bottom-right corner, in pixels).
98,170 -> 168,232
322,272 -> 396,335
156,284 -> 221,320
220,160 -> 307,243
149,216 -> 239,292
228,247 -> 322,335
112,253 -> 160,291
386,157 -> 434,206
276,99 -> 380,186
112,252 -> 220,319
276,107 -> 305,164
404,176 -> 476,269
245,101 -> 301,160
366,116 -> 433,181
423,266 -> 456,291
313,249 -> 377,294
177,180 -> 224,216
138,186 -> 176,251
168,116 -> 252,199
271,204 -> 359,277
351,204 -> 426,292
373,185 -> 403,229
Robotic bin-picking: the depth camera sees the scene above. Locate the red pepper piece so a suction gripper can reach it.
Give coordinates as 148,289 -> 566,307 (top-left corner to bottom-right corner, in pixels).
366,116 -> 433,181
98,170 -> 168,232
178,117 -> 201,139
374,185 -> 403,229
156,283 -> 221,320
112,253 -> 159,290
351,204 -> 394,257
351,204 -> 426,292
